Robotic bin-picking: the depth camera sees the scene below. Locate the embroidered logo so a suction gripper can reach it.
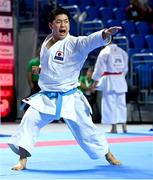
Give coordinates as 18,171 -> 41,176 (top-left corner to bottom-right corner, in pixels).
54,51 -> 64,63
112,56 -> 124,68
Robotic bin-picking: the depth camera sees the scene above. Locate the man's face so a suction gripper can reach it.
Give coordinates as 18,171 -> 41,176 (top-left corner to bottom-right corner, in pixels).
49,14 -> 70,40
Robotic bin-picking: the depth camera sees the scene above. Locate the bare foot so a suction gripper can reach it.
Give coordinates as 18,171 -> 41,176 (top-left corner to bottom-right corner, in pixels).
105,151 -> 121,165
11,158 -> 27,171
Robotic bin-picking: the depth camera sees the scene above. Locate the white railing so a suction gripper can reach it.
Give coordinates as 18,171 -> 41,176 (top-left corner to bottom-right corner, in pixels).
80,20 -> 103,35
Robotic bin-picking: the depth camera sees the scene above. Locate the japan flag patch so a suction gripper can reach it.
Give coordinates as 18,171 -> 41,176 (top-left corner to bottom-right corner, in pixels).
54,51 -> 64,64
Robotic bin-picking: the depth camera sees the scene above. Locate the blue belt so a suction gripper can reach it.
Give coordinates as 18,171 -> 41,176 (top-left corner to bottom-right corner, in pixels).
21,88 -> 77,120
42,88 -> 77,119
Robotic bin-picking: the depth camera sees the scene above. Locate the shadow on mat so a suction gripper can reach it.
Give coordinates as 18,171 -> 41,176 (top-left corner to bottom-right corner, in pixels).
25,165 -> 153,178
0,134 -> 11,137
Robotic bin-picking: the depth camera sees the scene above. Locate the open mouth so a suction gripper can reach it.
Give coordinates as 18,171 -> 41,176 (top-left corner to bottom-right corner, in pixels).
59,29 -> 66,34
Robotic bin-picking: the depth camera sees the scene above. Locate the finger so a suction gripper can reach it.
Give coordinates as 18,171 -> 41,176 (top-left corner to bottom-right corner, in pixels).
109,26 -> 122,32
108,27 -> 122,35
110,26 -> 122,30
114,26 -> 122,30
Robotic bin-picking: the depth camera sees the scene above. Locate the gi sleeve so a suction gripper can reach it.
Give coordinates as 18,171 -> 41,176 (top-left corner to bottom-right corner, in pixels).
76,30 -> 111,55
122,51 -> 129,76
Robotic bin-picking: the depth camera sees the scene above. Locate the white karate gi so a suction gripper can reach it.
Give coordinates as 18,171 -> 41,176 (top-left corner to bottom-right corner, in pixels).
8,31 -> 111,160
92,44 -> 128,124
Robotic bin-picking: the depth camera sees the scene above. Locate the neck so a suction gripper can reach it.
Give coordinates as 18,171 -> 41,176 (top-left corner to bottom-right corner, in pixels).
51,37 -> 58,44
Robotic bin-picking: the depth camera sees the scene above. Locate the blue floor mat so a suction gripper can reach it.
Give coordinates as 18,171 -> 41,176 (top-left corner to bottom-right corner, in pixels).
0,130 -> 153,179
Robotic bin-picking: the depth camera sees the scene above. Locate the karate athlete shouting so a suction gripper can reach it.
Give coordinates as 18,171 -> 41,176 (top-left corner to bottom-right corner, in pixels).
8,7 -> 122,171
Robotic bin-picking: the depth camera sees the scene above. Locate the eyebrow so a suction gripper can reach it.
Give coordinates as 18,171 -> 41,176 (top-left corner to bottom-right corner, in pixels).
55,18 -> 69,21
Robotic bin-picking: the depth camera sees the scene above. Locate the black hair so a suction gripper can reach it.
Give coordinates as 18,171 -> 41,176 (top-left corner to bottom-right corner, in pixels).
48,7 -> 71,23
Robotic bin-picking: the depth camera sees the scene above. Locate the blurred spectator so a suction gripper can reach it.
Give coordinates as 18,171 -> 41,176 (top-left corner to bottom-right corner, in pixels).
21,48 -> 41,111
126,0 -> 144,21
126,0 -> 153,22
79,67 -> 101,123
27,48 -> 41,95
79,67 -> 95,105
138,0 -> 153,22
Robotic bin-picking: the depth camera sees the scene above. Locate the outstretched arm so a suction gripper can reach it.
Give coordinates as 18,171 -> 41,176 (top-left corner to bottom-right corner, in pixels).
76,26 -> 122,54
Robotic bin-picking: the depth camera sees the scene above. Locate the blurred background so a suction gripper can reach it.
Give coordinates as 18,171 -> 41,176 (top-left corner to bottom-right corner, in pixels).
0,0 -> 153,124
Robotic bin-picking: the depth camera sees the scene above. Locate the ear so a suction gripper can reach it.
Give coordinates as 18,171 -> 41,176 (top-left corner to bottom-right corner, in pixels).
48,22 -> 52,30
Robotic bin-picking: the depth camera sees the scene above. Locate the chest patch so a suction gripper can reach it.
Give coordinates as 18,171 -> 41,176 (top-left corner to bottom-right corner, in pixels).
54,51 -> 64,64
